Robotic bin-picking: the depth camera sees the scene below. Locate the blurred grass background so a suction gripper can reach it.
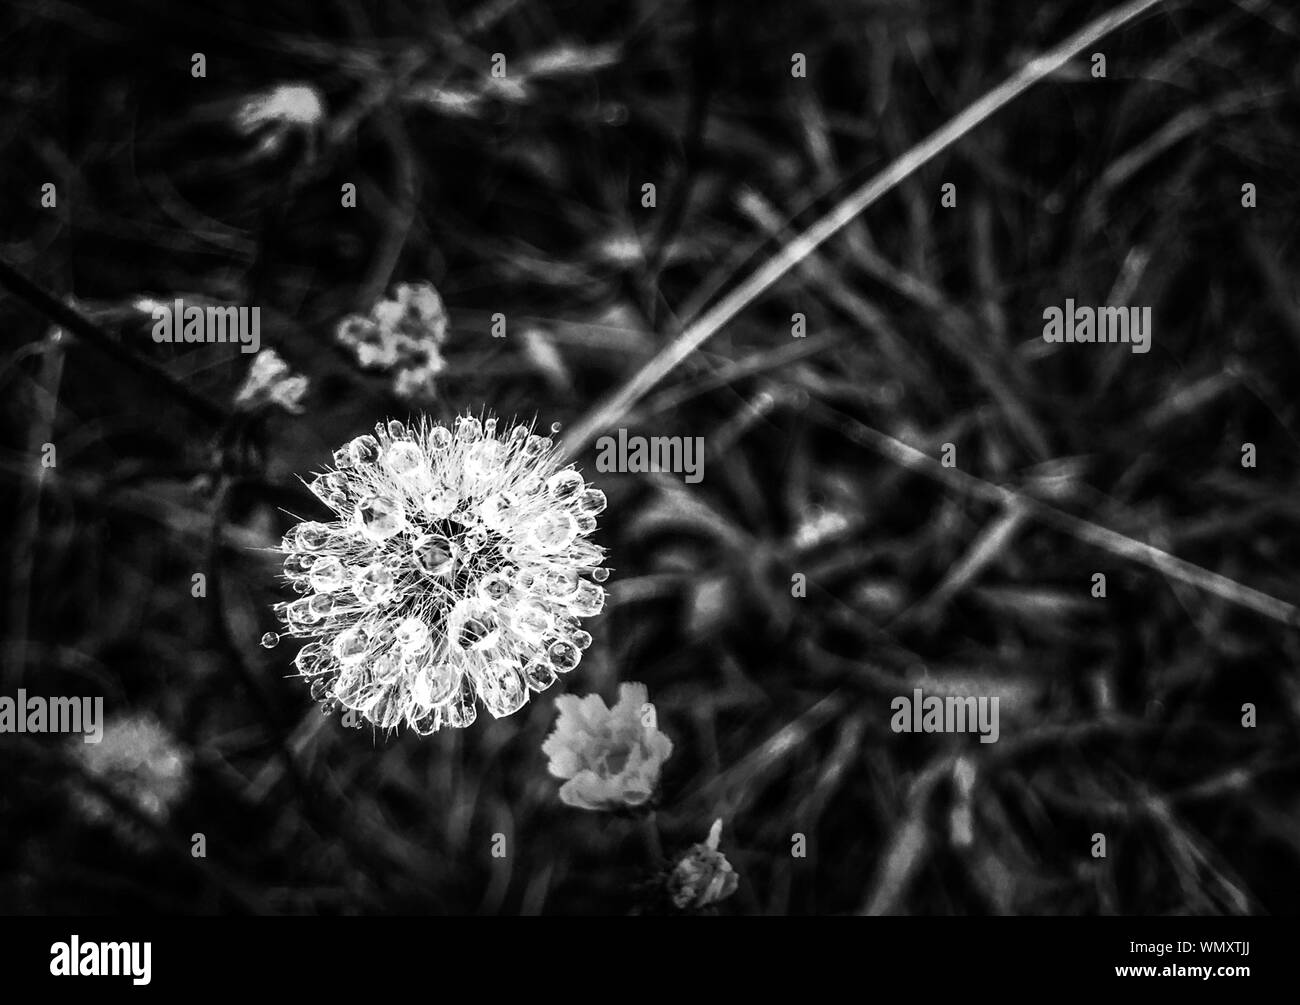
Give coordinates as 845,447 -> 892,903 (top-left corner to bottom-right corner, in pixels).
2,0 -> 1300,914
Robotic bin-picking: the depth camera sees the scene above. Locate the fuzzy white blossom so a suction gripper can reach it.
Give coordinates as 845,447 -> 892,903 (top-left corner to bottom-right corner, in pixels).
72,713 -> 190,842
234,349 -> 309,414
541,682 -> 672,810
267,414 -> 609,734
234,83 -> 326,159
336,282 -> 449,404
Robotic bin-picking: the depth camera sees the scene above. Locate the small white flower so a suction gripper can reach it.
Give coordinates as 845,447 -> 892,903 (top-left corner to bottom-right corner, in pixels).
541,682 -> 672,810
336,282 -> 450,402
233,349 -> 309,414
668,818 -> 739,909
235,83 -> 325,134
270,414 -> 609,734
72,713 -> 190,842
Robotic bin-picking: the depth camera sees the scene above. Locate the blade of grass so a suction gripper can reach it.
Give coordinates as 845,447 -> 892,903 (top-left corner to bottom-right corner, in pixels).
560,0 -> 1170,456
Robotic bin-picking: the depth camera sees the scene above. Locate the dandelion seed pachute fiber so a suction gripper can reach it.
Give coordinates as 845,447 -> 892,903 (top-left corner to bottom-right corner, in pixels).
270,414 -> 610,734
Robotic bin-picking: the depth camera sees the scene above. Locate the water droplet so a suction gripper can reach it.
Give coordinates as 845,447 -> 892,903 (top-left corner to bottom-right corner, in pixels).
396,617 -> 430,651
507,425 -> 530,446
333,628 -> 369,664
549,421 -> 562,434
591,567 -> 610,583
308,593 -> 334,618
422,487 -> 457,518
333,671 -> 370,709
569,540 -> 603,567
347,434 -> 381,465
575,513 -> 597,535
530,511 -> 577,552
283,553 -> 314,579
308,555 -> 347,592
510,600 -> 551,639
309,674 -> 338,701
413,534 -> 457,578
523,660 -> 557,692
578,488 -> 607,515
369,686 -> 405,730
455,415 -> 482,442
294,642 -> 328,676
480,490 -> 518,529
463,526 -> 489,554
286,597 -> 317,629
356,495 -> 406,541
546,568 -> 580,597
444,682 -> 478,728
478,573 -> 512,605
457,617 -> 493,650
483,417 -> 498,436
572,629 -> 593,650
384,441 -> 424,478
477,660 -> 527,718
295,522 -> 332,550
567,579 -> 606,617
410,705 -> 444,736
387,419 -> 409,440
372,651 -> 404,683
546,639 -> 581,673
429,425 -> 452,449
309,472 -> 348,510
546,469 -> 584,501
523,434 -> 552,458
421,662 -> 462,706
353,562 -> 397,605
332,447 -> 352,469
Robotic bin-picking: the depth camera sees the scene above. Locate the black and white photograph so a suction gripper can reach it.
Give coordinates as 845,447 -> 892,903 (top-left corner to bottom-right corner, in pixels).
0,0 -> 1296,972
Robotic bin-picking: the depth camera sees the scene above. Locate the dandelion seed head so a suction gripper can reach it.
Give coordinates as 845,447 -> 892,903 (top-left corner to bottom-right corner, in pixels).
272,413 -> 609,734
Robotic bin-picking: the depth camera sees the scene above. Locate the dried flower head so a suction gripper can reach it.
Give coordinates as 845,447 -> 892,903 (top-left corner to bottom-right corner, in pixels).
667,818 -> 739,910
541,682 -> 672,810
268,414 -> 609,734
233,348 -> 309,414
72,713 -> 190,843
336,282 -> 449,403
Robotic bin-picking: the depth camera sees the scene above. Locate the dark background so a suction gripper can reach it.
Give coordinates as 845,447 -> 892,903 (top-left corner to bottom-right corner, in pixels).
2,0 -> 1299,915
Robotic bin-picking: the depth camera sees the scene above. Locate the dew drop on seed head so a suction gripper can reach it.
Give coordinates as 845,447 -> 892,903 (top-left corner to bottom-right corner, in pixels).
546,639 -> 581,673
384,440 -> 424,477
333,628 -> 368,664
261,632 -> 280,648
591,567 -> 610,583
348,434 -> 380,465
550,421 -> 561,434
412,534 -> 456,578
387,419 -> 408,440
546,469 -> 584,501
578,488 -> 607,515
455,416 -> 482,442
308,555 -> 347,592
356,495 -> 406,541
429,425 -> 452,450
353,562 -> 397,605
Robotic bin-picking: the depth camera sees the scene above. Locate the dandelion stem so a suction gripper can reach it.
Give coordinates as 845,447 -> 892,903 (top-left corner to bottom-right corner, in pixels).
640,810 -> 665,865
